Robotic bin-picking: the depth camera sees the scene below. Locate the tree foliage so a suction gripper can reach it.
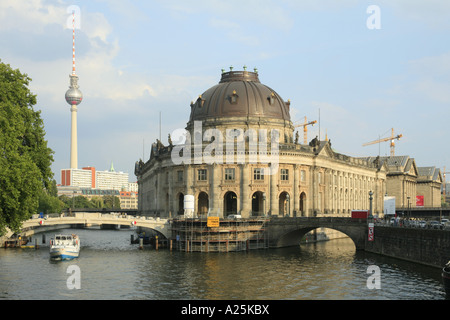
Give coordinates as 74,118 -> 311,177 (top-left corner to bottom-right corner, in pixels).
0,61 -> 54,235
58,195 -> 121,210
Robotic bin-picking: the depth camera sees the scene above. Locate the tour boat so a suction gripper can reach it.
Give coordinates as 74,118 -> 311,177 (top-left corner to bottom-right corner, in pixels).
49,234 -> 80,260
442,261 -> 450,297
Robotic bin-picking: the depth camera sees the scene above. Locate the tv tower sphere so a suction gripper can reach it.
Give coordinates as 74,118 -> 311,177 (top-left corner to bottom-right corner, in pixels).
65,75 -> 83,106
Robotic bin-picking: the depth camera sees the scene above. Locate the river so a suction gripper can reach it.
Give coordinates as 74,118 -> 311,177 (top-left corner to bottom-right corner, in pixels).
0,228 -> 446,301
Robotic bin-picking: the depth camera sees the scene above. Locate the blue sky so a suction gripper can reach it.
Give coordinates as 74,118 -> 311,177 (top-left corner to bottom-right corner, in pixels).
2,0 -> 450,183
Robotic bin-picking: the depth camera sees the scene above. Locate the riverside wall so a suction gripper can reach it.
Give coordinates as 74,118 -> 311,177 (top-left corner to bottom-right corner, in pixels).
365,226 -> 450,268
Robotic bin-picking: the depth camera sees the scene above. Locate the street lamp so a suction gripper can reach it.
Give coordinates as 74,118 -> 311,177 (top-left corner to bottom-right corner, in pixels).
263,192 -> 266,217
286,193 -> 290,217
407,196 -> 411,220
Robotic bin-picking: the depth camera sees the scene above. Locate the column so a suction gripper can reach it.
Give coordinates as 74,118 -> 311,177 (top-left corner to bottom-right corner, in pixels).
293,165 -> 299,216
168,170 -> 173,217
241,164 -> 250,217
185,165 -> 193,196
210,164 -> 221,217
270,164 -> 279,216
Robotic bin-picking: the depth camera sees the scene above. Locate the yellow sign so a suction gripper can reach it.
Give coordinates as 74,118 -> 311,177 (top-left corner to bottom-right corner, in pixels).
207,216 -> 220,228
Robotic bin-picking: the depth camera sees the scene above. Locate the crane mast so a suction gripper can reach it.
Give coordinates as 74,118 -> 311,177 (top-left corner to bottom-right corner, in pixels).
362,128 -> 402,156
294,116 -> 317,144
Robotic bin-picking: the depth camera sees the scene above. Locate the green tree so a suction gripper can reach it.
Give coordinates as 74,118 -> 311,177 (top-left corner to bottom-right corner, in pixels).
103,195 -> 121,209
90,196 -> 104,209
0,61 -> 54,235
72,195 -> 94,209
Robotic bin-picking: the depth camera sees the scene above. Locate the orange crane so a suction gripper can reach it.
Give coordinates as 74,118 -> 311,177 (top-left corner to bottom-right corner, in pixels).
294,116 -> 317,144
362,128 -> 402,156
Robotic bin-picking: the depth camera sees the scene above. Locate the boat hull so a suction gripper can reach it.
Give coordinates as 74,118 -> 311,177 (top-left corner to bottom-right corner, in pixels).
50,247 -> 79,260
443,270 -> 450,296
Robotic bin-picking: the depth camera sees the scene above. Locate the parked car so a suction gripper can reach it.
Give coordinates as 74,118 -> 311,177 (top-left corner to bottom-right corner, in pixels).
408,220 -> 418,228
418,220 -> 427,228
428,221 -> 441,229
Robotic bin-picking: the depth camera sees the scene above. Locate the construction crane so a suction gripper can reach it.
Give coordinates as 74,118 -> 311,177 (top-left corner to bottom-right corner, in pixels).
294,116 -> 317,144
362,128 -> 402,156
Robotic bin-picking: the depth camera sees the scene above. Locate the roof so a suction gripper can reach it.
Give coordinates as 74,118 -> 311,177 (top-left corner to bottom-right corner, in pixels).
417,166 -> 442,182
188,70 -> 291,123
363,155 -> 417,176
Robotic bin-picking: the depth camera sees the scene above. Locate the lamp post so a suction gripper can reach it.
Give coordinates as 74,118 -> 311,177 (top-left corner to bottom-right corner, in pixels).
286,194 -> 290,217
369,190 -> 373,219
263,192 -> 266,217
407,196 -> 411,220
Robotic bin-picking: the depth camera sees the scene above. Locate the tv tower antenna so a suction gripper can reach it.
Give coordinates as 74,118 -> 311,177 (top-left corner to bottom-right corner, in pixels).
65,11 -> 83,169
72,11 -> 76,75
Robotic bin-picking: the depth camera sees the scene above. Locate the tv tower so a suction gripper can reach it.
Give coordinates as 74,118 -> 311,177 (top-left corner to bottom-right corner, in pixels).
65,11 -> 83,169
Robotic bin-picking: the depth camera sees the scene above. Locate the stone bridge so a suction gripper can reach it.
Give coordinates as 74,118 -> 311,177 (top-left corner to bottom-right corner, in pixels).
267,217 -> 370,250
17,213 -> 170,239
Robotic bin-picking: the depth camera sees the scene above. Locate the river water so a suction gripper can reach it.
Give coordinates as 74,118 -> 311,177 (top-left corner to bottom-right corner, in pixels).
0,228 -> 446,301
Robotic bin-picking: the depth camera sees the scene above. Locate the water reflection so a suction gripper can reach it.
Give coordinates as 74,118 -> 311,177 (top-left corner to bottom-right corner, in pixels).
0,229 -> 446,300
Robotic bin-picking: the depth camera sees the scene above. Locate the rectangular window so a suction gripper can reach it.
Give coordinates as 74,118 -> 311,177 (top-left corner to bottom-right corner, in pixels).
281,169 -> 289,181
300,170 -> 306,182
177,170 -> 183,182
225,168 -> 235,181
198,169 -> 207,181
253,168 -> 264,180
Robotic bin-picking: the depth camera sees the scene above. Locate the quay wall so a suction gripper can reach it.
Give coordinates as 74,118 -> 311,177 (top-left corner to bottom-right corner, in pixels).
365,226 -> 450,268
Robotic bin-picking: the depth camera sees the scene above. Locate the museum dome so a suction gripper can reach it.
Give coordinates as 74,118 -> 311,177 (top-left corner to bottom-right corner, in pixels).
188,69 -> 291,123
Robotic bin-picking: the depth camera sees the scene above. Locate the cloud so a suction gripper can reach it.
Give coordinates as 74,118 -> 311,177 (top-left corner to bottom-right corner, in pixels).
161,0 -> 294,38
0,0 -> 66,33
379,0 -> 450,29
408,52 -> 450,77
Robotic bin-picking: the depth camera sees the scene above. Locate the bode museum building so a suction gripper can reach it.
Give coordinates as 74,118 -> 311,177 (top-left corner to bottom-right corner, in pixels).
134,68 -> 441,219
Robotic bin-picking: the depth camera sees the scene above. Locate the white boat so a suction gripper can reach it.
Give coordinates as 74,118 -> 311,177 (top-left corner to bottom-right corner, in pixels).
49,234 -> 80,260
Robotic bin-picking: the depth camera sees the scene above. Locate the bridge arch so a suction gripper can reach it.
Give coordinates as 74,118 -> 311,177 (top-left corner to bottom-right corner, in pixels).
267,218 -> 367,250
17,214 -> 171,240
274,227 -> 356,249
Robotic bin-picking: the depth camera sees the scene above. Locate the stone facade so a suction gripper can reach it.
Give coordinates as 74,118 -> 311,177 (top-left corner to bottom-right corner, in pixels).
417,166 -> 442,207
135,69 -> 387,218
365,156 -> 442,209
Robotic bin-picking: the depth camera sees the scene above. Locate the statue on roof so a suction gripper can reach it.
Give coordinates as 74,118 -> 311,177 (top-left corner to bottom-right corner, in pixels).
309,136 -> 320,148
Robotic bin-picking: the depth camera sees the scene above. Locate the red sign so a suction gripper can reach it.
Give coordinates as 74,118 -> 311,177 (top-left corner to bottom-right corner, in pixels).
368,223 -> 374,241
351,210 -> 369,219
416,195 -> 424,207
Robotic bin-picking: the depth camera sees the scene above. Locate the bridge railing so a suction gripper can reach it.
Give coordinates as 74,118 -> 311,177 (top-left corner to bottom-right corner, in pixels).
269,216 -> 371,225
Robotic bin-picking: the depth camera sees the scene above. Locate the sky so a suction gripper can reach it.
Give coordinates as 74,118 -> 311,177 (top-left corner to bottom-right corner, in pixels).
2,0 -> 450,184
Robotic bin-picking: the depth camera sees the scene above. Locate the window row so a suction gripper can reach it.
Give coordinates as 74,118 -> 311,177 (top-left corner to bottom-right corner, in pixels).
170,168 -> 378,186
172,168 -> 309,182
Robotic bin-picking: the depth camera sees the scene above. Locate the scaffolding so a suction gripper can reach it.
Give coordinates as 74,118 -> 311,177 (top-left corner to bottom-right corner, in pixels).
171,217 -> 269,252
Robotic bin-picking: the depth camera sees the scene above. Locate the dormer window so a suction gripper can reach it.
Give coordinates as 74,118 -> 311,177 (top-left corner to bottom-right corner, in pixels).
268,92 -> 275,105
229,90 -> 239,104
197,95 -> 205,107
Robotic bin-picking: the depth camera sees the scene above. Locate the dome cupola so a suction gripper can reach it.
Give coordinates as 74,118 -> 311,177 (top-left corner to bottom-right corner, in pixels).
188,68 -> 291,124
